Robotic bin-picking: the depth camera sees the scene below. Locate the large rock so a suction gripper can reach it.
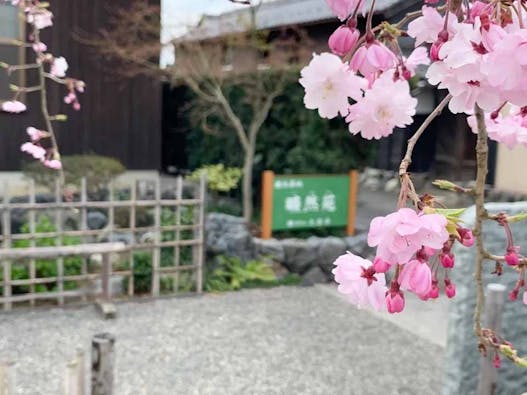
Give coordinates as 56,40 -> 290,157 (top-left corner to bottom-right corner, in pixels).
307,236 -> 347,275
281,239 -> 317,275
87,211 -> 108,230
205,213 -> 254,260
444,202 -> 527,395
253,238 -> 285,263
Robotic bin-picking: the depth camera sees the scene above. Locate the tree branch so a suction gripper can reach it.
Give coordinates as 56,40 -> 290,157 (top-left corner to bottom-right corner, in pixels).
474,105 -> 489,338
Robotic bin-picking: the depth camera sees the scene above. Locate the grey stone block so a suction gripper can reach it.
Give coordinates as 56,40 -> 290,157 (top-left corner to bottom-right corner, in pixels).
311,236 -> 347,274
301,266 -> 329,286
253,237 -> 285,263
281,239 -> 317,275
205,213 -> 254,260
444,202 -> 527,395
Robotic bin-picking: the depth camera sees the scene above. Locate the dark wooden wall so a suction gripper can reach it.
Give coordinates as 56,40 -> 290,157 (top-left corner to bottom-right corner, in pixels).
0,0 -> 162,171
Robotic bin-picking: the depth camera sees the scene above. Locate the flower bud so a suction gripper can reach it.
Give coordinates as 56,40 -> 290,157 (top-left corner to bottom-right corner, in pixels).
523,291 -> 527,305
458,227 -> 474,247
386,290 -> 405,313
444,278 -> 456,298
509,288 -> 519,301
505,251 -> 519,266
328,26 -> 359,57
493,353 -> 501,369
440,252 -> 455,268
372,257 -> 391,273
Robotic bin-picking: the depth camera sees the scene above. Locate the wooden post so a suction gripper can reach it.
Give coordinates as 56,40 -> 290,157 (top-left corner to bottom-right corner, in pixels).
97,254 -> 116,319
2,182 -> 11,311
346,170 -> 359,236
63,349 -> 85,395
261,171 -> 274,240
151,178 -> 161,297
0,361 -> 15,395
128,182 -> 136,297
477,283 -> 506,395
28,180 -> 36,307
55,178 -> 64,306
174,176 -> 183,292
91,333 -> 115,395
80,178 -> 88,303
195,172 -> 206,294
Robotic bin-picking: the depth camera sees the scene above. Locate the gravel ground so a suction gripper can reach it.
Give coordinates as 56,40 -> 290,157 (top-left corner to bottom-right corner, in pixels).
0,286 -> 444,395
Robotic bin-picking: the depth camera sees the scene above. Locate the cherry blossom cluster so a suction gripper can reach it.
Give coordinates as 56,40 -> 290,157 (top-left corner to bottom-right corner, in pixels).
301,0 -> 527,149
0,0 -> 85,171
333,207 -> 474,313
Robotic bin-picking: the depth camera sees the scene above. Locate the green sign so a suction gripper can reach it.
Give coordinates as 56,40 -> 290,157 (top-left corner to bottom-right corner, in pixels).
271,175 -> 350,231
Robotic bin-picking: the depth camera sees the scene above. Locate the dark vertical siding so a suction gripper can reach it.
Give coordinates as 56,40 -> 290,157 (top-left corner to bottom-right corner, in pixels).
0,0 -> 162,171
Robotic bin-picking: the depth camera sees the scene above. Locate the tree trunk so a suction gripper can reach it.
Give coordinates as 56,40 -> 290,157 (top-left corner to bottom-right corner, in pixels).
242,145 -> 255,224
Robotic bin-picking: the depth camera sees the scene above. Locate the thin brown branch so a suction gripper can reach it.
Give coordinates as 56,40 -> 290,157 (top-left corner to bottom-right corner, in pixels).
474,105 -> 489,338
399,94 -> 452,177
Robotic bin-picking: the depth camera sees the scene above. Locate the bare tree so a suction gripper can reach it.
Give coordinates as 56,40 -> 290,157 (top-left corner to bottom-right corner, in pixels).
84,0 -> 311,223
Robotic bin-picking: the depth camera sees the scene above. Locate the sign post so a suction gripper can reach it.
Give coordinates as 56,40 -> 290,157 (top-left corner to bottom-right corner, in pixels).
260,170 -> 359,239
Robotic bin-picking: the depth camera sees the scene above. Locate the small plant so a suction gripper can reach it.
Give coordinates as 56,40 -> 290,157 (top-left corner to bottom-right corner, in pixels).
187,164 -> 242,193
205,255 -> 276,292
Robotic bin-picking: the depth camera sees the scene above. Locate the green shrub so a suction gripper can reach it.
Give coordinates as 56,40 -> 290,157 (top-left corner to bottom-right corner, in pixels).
1,216 -> 83,294
23,154 -> 125,191
187,164 -> 242,193
205,255 -> 276,292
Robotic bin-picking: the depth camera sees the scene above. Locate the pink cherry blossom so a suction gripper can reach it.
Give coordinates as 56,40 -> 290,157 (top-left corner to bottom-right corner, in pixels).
523,291 -> 527,305
467,106 -> 527,149
332,252 -> 387,311
346,71 -> 417,140
43,159 -> 62,170
404,46 -> 430,76
32,42 -> 47,53
27,9 -> 53,30
26,127 -> 46,142
484,30 -> 527,106
21,142 -> 46,160
328,26 -> 359,57
325,0 -> 364,21
350,42 -> 397,77
367,208 -> 449,265
50,57 -> 68,78
399,259 -> 432,297
367,208 -> 426,264
1,100 -> 27,113
300,53 -> 365,119
407,6 -> 458,46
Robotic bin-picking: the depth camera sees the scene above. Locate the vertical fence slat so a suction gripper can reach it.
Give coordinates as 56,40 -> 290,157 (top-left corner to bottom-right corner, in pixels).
2,182 -> 11,311
174,176 -> 183,292
28,180 -> 36,307
55,179 -> 64,306
128,182 -> 136,297
151,178 -> 161,297
195,173 -> 206,294
80,178 -> 88,303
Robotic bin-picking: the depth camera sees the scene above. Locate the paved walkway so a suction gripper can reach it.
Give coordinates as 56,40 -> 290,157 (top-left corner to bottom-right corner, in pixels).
0,286 -> 445,395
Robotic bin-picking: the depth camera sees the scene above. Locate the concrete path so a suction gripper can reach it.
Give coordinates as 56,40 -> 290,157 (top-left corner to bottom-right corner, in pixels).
0,286 -> 445,395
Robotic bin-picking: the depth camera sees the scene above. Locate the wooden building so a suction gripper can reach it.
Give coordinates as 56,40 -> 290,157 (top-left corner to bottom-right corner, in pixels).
0,0 -> 162,172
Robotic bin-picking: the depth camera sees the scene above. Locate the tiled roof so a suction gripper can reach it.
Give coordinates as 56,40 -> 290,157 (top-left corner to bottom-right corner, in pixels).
187,0 -> 411,40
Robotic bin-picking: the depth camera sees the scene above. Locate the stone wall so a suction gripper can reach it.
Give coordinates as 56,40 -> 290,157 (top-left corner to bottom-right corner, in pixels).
444,202 -> 527,395
205,213 -> 375,284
